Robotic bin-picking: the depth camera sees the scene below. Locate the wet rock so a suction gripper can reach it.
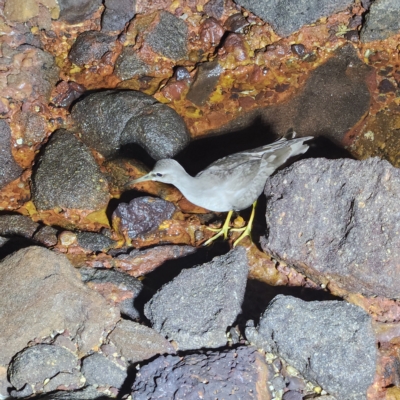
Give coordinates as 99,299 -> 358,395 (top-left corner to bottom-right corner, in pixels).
262,157 -> 400,299
102,0 -> 136,32
113,196 -> 176,240
211,44 -> 371,143
80,268 -> 144,319
81,353 -> 127,388
51,81 -> 85,109
2,45 -> 59,104
68,31 -> 117,67
76,232 -> 116,252
32,129 -> 110,211
8,344 -> 80,392
200,18 -> 225,48
186,60 -> 223,106
246,295 -> 376,400
378,78 -> 396,94
291,43 -> 306,57
204,0 -> 225,19
114,47 -> 153,80
361,0 -> 400,42
145,11 -> 188,61
14,110 -> 47,147
33,225 -> 58,247
58,0 -> 102,24
144,247 -> 249,350
234,0 -> 354,37
0,246 -> 119,366
0,214 -> 38,238
224,13 -> 249,33
0,119 -> 22,189
71,90 -> 190,159
108,320 -> 175,364
131,346 -> 269,399
115,245 -> 196,276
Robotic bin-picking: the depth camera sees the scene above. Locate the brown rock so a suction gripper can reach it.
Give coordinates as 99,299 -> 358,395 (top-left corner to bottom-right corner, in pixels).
0,246 -> 119,366
4,0 -> 39,22
108,319 -> 175,364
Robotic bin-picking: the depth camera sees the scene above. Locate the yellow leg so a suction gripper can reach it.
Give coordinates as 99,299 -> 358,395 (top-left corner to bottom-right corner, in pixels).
231,200 -> 257,247
203,210 -> 233,246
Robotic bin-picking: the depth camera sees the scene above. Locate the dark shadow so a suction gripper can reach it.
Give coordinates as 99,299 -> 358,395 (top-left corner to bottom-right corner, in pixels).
142,241 -> 230,292
0,237 -> 42,261
238,279 -> 343,328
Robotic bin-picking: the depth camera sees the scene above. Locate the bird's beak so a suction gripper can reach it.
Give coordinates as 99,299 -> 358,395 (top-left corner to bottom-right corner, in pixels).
126,173 -> 152,187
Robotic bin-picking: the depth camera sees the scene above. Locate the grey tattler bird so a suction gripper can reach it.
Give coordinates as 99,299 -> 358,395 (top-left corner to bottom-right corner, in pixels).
129,134 -> 313,246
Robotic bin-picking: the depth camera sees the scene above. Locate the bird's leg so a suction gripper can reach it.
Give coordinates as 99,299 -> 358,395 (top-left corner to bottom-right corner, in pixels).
203,210 -> 233,246
231,200 -> 257,247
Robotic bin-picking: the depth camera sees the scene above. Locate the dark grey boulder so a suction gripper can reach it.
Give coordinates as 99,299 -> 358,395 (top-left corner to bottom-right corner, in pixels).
360,0 -> 400,42
262,157 -> 400,299
68,31 -> 117,66
80,267 -> 144,319
234,0 -> 354,37
81,353 -> 127,388
71,90 -> 190,159
58,0 -> 102,24
144,247 -> 249,350
246,295 -> 376,400
76,232 -> 117,252
8,344 -> 79,391
0,119 -> 22,189
114,47 -> 153,80
145,11 -> 188,61
32,129 -> 110,211
102,0 -> 136,32
131,346 -> 268,399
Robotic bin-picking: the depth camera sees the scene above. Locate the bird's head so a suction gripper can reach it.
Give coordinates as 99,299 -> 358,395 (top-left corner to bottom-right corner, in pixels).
128,159 -> 185,186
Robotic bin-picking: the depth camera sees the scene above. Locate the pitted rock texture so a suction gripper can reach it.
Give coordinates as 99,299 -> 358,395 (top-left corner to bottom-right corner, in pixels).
0,119 -> 22,189
80,267 -> 144,319
0,214 -> 38,239
361,0 -> 400,42
8,344 -> 80,392
1,45 -> 59,104
262,157 -> 400,299
102,0 -> 136,32
145,11 -> 188,61
32,129 -> 110,211
131,346 -> 269,399
58,0 -> 102,23
68,31 -> 117,66
76,232 -> 116,252
108,320 -> 175,364
186,60 -> 224,106
114,47 -> 153,80
32,385 -> 111,399
234,0 -> 354,37
144,247 -> 249,350
113,196 -> 176,240
0,246 -> 119,366
245,295 -> 376,400
81,353 -> 127,388
71,90 -> 190,159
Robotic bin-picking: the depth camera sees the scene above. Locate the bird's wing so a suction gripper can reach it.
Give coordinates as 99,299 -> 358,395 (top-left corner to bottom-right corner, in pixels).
196,137 -> 293,177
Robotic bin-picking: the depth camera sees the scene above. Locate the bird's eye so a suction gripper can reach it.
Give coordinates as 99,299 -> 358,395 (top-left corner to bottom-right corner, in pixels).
155,173 -> 163,177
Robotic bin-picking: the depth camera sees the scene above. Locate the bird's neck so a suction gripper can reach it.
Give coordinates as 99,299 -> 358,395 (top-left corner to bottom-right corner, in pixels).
169,170 -> 205,203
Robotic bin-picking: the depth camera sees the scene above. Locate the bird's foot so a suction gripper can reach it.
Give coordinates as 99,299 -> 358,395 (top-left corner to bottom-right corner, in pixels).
231,225 -> 251,247
203,210 -> 233,246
